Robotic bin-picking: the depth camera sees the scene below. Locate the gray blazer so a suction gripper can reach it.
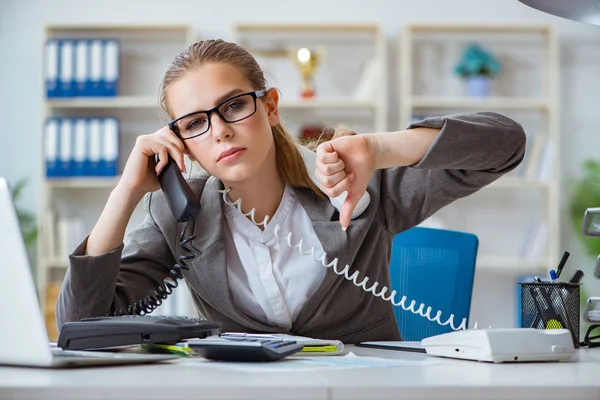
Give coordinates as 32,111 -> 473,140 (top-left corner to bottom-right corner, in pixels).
56,112 -> 526,344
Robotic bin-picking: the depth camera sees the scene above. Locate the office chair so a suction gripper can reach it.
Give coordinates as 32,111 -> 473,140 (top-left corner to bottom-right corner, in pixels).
389,227 -> 479,341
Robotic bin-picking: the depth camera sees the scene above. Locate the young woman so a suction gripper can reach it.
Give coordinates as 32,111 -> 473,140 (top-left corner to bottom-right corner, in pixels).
56,39 -> 526,343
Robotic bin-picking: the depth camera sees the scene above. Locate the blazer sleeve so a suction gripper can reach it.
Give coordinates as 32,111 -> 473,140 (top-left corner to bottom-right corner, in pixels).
379,111 -> 527,235
55,192 -> 176,330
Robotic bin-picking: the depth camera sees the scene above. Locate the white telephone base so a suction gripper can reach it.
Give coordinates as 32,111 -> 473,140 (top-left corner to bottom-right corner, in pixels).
420,328 -> 575,363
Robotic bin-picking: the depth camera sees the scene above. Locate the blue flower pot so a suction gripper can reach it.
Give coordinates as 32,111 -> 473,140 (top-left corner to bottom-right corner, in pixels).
466,76 -> 492,98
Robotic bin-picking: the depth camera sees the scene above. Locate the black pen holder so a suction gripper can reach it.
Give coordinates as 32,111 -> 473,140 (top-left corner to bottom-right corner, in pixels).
519,282 -> 581,348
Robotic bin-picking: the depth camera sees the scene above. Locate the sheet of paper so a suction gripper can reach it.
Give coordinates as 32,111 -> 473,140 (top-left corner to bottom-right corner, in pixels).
181,352 -> 438,372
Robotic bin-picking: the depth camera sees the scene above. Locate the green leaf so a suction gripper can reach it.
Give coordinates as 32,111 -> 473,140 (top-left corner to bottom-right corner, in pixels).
9,178 -> 38,251
569,159 -> 600,257
11,178 -> 27,200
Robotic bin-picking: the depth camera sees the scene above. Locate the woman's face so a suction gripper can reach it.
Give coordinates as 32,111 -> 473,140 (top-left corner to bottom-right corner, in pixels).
166,63 -> 280,184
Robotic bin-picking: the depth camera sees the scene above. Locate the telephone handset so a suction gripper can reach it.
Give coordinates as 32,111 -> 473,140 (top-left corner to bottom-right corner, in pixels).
156,156 -> 201,222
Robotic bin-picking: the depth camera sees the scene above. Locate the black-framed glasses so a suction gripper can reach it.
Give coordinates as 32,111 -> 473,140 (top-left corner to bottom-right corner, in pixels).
168,90 -> 267,141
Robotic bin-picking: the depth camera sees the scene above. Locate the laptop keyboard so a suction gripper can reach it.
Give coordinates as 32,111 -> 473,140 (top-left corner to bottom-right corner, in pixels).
52,349 -> 109,358
52,349 -> 155,359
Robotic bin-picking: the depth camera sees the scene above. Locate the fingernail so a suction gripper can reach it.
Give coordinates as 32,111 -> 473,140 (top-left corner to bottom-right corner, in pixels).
349,173 -> 356,182
341,225 -> 347,232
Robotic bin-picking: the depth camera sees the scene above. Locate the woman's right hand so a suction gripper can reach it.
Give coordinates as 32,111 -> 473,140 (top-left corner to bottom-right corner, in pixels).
117,126 -> 187,198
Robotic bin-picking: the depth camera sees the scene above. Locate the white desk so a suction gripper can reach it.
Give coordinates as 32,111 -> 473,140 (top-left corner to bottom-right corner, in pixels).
1,346 -> 599,400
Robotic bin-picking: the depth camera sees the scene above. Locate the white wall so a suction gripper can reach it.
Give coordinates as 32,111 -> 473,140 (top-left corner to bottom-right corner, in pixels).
2,0 -> 600,330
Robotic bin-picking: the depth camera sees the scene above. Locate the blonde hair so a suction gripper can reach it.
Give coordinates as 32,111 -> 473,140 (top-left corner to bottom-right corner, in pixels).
159,39 -> 354,196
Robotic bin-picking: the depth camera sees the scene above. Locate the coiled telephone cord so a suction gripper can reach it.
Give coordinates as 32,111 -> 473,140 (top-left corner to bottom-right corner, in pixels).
212,179 -> 467,331
112,219 -> 197,316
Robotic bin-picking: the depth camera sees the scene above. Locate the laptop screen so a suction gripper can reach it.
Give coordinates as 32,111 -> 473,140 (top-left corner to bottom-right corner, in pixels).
0,177 -> 54,366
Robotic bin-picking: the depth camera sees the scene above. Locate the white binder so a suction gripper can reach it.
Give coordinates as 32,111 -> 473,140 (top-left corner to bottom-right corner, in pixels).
74,40 -> 89,96
45,119 -> 59,177
102,118 -> 119,176
103,40 -> 119,96
45,40 -> 60,98
88,119 -> 103,176
73,119 -> 87,176
89,40 -> 103,96
58,119 -> 73,177
59,40 -> 75,97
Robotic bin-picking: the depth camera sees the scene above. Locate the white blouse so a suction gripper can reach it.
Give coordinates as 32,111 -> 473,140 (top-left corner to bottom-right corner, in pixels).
223,185 -> 326,329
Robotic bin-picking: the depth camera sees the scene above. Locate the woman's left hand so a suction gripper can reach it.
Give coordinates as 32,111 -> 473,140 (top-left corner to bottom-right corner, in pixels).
315,134 -> 377,230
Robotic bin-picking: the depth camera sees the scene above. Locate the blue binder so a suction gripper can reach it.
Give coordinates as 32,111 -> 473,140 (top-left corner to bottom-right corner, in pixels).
73,119 -> 87,176
89,40 -> 103,97
58,119 -> 74,176
102,40 -> 119,97
45,40 -> 60,98
58,40 -> 75,98
101,118 -> 119,176
88,118 -> 103,176
74,40 -> 89,97
45,119 -> 60,177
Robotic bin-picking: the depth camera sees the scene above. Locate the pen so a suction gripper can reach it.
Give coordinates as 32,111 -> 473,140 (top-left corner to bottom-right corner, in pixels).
219,333 -> 281,340
531,285 -> 565,329
555,251 -> 570,280
568,269 -> 585,284
550,270 -> 558,283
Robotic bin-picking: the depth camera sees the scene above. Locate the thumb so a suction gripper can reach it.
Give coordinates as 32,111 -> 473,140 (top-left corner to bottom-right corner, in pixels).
339,191 -> 362,231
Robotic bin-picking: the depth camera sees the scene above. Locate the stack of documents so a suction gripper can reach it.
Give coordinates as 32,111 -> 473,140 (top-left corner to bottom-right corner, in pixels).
207,333 -> 344,356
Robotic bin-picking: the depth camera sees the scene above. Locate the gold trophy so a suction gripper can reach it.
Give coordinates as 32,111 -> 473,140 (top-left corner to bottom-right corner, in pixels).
294,47 -> 321,98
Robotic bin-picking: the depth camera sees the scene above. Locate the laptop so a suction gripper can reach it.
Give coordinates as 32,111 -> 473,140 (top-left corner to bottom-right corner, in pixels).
0,177 -> 177,367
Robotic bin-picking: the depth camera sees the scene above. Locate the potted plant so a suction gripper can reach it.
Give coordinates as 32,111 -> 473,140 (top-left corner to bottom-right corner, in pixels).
569,160 -> 600,258
454,43 -> 502,98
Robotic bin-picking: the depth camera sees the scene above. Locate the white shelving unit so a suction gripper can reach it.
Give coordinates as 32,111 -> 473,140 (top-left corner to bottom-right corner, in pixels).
399,24 -> 560,274
39,24 -> 195,339
231,23 -> 388,136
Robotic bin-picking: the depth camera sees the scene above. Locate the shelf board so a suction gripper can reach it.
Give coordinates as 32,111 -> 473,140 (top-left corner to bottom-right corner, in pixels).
46,176 -> 120,189
45,96 -> 159,109
234,23 -> 380,32
279,99 -> 378,109
408,24 -> 551,34
411,96 -> 549,111
46,24 -> 192,32
477,256 -> 548,271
